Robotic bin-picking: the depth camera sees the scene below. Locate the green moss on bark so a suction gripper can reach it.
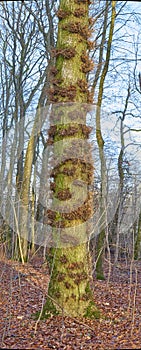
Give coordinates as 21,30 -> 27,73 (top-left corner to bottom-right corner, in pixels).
84,301 -> 101,319
33,299 -> 59,320
41,0 -> 100,319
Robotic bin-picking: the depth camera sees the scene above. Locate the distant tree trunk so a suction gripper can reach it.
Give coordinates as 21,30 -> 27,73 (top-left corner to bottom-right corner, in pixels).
18,63 -> 53,261
95,0 -> 116,280
134,212 -> 141,260
112,83 -> 130,265
42,0 -> 100,318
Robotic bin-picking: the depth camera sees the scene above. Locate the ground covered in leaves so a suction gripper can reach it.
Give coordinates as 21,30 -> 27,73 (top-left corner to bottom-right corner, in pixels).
0,255 -> 141,349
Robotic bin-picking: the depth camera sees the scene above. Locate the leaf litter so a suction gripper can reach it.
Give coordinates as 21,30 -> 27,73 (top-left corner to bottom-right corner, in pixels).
0,256 -> 141,349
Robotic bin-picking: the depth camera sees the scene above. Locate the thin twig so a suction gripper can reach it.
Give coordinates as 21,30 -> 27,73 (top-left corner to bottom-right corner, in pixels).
131,267 -> 138,337
34,295 -> 45,335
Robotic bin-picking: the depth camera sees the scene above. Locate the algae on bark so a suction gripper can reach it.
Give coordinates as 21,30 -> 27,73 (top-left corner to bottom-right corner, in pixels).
42,0 -> 100,318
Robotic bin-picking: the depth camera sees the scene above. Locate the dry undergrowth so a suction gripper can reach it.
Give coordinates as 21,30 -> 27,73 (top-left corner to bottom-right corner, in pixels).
0,255 -> 141,349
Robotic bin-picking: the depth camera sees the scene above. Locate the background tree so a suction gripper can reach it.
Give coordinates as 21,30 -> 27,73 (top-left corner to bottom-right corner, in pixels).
89,0 -> 141,274
94,0 -> 116,279
0,0 -> 55,260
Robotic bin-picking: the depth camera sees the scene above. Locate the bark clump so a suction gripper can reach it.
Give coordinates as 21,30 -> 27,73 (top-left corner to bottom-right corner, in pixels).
47,123 -> 92,143
48,84 -> 77,102
44,192 -> 93,227
74,8 -> 87,17
49,66 -> 58,76
87,90 -> 94,104
74,0 -> 92,4
51,47 -> 76,59
56,188 -> 72,201
81,51 -> 94,73
59,254 -> 68,264
50,182 -> 56,192
78,79 -> 88,93
51,78 -> 63,86
50,159 -> 93,182
60,167 -> 76,176
56,9 -> 71,20
57,272 -> 66,282
87,40 -> 94,50
62,22 -> 92,40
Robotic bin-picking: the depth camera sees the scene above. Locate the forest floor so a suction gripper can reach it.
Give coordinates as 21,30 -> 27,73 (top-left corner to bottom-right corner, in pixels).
0,254 -> 141,349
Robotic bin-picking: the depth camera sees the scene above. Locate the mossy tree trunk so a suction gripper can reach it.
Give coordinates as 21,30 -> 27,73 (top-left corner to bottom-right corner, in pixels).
42,0 -> 100,318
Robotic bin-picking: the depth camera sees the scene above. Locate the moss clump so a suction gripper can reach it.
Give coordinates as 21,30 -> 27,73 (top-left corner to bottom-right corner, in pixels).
84,284 -> 101,319
43,299 -> 59,319
46,249 -> 56,273
85,282 -> 93,297
56,54 -> 64,77
84,301 -> 101,319
96,273 -> 105,281
33,298 -> 59,320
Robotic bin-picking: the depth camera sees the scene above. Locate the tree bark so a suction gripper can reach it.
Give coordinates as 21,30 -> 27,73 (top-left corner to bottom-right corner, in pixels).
42,0 -> 100,318
134,212 -> 141,260
95,0 -> 116,279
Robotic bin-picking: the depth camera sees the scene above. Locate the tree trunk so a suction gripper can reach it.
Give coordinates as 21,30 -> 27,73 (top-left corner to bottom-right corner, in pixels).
95,0 -> 116,279
134,212 -> 141,260
42,0 -> 100,318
